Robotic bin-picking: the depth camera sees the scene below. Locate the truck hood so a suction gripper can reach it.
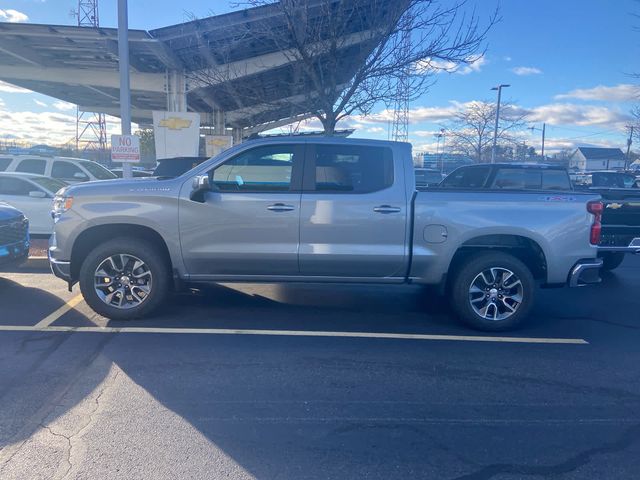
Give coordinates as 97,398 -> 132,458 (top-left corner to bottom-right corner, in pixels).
62,177 -> 178,197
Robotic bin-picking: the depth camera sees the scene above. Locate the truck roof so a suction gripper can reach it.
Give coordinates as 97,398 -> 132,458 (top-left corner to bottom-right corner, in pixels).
485,163 -> 566,170
240,135 -> 411,148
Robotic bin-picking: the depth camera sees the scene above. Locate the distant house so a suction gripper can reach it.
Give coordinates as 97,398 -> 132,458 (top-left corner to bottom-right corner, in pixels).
569,147 -> 627,171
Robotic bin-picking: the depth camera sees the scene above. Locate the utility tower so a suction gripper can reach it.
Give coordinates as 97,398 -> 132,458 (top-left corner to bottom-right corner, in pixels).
391,11 -> 413,143
75,0 -> 108,159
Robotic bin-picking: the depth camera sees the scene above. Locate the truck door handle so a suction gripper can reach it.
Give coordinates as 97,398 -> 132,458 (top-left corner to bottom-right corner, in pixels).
373,205 -> 401,214
267,203 -> 295,212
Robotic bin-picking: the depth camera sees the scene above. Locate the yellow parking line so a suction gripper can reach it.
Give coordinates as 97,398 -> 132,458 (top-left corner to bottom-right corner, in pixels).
0,323 -> 589,345
33,295 -> 84,328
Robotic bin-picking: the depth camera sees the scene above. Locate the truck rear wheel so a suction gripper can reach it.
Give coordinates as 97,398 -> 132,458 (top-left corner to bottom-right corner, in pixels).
599,252 -> 625,271
79,238 -> 170,320
450,252 -> 535,331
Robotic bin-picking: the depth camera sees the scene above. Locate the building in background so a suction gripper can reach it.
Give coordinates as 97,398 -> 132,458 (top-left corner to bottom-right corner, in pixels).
569,147 -> 626,171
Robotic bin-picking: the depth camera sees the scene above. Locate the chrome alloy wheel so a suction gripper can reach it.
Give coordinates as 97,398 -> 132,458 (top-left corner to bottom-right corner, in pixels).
468,267 -> 523,321
94,254 -> 153,309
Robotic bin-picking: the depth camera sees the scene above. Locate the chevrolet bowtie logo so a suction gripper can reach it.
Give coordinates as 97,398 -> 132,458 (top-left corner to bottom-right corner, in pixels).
606,203 -> 623,210
158,117 -> 192,130
207,138 -> 230,147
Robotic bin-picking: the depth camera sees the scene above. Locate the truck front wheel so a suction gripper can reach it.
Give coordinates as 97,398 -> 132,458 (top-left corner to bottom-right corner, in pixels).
79,238 -> 170,320
450,252 -> 535,331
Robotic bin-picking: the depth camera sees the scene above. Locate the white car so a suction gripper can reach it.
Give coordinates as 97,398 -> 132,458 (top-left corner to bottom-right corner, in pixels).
0,155 -> 117,184
0,172 -> 67,235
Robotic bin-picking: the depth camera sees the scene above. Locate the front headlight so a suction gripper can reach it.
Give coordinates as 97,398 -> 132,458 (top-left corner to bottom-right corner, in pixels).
52,195 -> 73,218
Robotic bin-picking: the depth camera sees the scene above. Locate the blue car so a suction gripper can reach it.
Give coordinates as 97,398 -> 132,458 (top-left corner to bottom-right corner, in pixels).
0,202 -> 29,270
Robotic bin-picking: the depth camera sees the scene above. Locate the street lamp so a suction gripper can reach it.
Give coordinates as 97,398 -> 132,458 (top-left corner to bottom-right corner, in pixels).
490,84 -> 510,164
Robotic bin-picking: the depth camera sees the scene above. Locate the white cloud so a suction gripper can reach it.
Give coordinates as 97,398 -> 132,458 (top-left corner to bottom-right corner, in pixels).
414,129 -> 446,138
0,81 -> 31,93
418,55 -> 486,75
0,9 -> 28,23
503,56 -> 512,62
523,103 -> 631,128
0,105 -> 122,145
555,84 -> 640,102
512,66 -> 542,76
33,99 -> 48,107
52,100 -> 76,111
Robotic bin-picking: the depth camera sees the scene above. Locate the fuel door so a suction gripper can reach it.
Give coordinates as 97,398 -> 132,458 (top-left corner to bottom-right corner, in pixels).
423,224 -> 448,244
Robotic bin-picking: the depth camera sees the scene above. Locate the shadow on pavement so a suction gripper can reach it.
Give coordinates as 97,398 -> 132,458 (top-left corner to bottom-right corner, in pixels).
1,256 -> 640,478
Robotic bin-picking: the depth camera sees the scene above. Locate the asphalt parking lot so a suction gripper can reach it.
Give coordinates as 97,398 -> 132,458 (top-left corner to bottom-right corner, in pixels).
1,256 -> 640,479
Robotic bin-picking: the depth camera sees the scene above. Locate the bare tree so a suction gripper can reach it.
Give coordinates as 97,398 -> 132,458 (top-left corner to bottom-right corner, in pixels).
631,106 -> 640,143
445,100 -> 528,162
188,0 -> 497,135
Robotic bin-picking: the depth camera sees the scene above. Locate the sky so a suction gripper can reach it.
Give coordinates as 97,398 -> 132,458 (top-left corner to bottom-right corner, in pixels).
0,0 -> 639,155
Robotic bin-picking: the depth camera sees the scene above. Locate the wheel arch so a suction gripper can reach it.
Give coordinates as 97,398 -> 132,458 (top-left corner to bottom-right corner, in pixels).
70,224 -> 173,282
449,234 -> 548,283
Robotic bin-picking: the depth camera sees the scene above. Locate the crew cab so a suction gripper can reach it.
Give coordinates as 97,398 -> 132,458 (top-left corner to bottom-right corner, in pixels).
49,138 -> 603,331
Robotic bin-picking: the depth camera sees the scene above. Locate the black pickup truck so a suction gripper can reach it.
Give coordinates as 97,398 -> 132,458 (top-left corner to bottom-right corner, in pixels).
0,202 -> 29,271
574,172 -> 640,270
440,164 -> 640,270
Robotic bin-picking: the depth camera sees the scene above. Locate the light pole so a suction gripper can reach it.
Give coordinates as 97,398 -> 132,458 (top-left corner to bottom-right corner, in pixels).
117,0 -> 132,179
491,84 -> 510,164
438,128 -> 446,173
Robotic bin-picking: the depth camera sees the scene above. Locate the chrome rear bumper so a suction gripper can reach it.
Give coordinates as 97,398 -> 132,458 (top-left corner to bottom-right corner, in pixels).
568,259 -> 603,288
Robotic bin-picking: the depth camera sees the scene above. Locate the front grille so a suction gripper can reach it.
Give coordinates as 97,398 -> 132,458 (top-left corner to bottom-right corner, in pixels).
0,217 -> 28,245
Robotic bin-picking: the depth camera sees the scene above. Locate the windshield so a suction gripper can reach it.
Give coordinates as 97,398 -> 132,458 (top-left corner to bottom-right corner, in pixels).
31,176 -> 67,193
79,160 -> 117,180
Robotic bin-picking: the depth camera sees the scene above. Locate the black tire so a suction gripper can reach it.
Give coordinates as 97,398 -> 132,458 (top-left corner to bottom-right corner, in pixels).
449,252 -> 535,332
600,252 -> 625,271
79,237 -> 170,320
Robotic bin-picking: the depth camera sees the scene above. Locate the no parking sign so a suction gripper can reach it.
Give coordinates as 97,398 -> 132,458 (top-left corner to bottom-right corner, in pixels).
111,135 -> 141,163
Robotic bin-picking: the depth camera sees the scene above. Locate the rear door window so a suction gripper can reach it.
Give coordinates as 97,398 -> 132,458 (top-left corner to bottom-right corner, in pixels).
15,159 -> 46,175
491,169 -> 542,189
542,170 -> 572,190
51,161 -> 89,182
307,144 -> 394,193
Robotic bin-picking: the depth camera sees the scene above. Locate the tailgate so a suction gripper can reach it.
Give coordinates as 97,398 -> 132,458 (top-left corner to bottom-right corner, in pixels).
601,191 -> 640,247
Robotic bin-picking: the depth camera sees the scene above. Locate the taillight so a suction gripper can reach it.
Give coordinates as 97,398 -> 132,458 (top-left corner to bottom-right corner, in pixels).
587,201 -> 603,245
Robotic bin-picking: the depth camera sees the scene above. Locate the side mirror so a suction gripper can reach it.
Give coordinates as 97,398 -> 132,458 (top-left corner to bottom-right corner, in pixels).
74,172 -> 88,180
29,190 -> 47,198
192,175 -> 210,191
190,175 -> 217,202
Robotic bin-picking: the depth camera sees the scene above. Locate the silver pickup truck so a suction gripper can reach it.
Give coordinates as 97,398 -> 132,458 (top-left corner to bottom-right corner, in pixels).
49,137 -> 603,331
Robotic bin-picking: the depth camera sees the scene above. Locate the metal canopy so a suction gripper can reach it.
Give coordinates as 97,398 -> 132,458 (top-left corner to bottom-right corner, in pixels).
0,0 -> 389,132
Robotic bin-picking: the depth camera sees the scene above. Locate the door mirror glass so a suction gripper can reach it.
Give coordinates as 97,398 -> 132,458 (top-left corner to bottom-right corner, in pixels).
190,175 -> 217,202
74,172 -> 89,180
29,190 -> 47,198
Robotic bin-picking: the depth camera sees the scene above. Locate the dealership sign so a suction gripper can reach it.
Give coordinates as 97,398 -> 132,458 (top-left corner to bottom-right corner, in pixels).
111,135 -> 141,163
153,111 -> 201,160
